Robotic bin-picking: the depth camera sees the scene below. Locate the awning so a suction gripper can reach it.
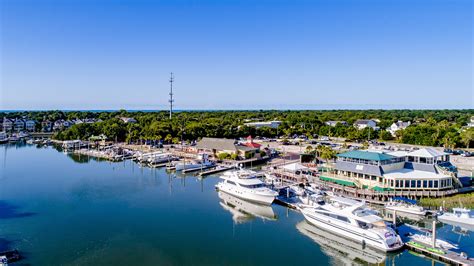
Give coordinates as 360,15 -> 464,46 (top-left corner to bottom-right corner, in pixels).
373,186 -> 393,192
319,176 -> 356,187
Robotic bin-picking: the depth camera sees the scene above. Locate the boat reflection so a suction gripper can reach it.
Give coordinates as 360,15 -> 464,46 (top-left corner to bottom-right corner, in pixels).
218,191 -> 277,224
296,220 -> 388,265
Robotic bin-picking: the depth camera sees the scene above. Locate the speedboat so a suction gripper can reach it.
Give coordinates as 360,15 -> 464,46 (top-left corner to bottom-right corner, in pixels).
216,169 -> 278,205
410,233 -> 458,250
175,154 -> 214,171
300,196 -> 404,252
438,208 -> 474,229
218,191 -> 277,223
296,221 -> 387,265
385,197 -> 426,216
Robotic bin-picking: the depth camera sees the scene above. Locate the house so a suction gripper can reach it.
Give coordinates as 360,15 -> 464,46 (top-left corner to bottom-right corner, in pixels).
2,118 -> 13,132
387,121 -> 410,136
243,135 -> 262,149
244,120 -> 281,129
120,117 -> 137,123
467,116 -> 474,128
41,120 -> 53,132
13,119 -> 25,132
53,120 -> 72,131
194,137 -> 259,159
325,121 -> 348,127
25,120 -> 36,132
320,148 -> 457,191
353,119 -> 377,130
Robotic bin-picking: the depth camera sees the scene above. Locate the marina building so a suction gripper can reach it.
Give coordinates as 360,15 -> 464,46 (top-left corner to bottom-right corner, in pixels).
321,148 -> 458,191
193,137 -> 260,159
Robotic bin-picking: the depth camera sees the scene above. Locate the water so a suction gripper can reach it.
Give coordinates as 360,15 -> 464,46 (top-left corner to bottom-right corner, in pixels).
1,144 -> 472,265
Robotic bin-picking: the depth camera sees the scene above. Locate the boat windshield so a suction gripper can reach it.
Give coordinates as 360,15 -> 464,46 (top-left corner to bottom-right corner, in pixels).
241,184 -> 265,189
371,220 -> 387,229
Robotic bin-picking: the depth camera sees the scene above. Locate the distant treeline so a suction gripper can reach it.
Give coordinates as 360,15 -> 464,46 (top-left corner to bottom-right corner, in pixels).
1,109 -> 473,148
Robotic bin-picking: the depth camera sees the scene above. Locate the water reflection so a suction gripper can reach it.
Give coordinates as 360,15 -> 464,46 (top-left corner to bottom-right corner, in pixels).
296,221 -> 388,265
0,200 -> 36,219
218,192 -> 277,224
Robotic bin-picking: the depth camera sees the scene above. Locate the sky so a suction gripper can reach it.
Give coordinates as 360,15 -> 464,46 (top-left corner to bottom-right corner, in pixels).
0,0 -> 472,110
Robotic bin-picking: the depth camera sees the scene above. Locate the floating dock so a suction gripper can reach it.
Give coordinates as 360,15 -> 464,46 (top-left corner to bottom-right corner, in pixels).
198,166 -> 234,177
182,165 -> 216,174
405,241 -> 473,266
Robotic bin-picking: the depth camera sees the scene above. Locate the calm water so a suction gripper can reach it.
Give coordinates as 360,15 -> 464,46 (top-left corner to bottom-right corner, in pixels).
1,144 -> 473,265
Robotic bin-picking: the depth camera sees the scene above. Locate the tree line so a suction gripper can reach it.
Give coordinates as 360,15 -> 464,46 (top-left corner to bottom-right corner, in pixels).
1,109 -> 473,148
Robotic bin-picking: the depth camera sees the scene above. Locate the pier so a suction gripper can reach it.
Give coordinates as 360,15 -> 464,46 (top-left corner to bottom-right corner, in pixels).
405,241 -> 473,265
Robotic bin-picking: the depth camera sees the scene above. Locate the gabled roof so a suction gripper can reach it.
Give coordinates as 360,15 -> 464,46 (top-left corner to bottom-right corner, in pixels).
354,119 -> 376,125
337,150 -> 395,161
406,148 -> 447,158
196,137 -> 237,151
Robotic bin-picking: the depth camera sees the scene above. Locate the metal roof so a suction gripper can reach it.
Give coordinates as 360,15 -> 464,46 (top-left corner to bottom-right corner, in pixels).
337,150 -> 395,161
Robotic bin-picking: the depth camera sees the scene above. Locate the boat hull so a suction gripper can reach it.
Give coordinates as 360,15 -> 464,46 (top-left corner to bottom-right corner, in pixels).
216,184 -> 276,205
385,206 -> 426,216
301,209 -> 403,252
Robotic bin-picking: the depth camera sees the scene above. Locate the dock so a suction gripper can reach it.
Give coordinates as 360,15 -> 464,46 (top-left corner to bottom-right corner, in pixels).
197,166 -> 234,176
405,241 -> 473,266
182,165 -> 216,174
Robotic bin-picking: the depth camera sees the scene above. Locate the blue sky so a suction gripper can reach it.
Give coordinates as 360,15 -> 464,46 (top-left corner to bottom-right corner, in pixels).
1,0 -> 472,110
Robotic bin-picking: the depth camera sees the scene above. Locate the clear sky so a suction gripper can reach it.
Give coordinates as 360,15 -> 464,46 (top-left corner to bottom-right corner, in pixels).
1,0 -> 472,110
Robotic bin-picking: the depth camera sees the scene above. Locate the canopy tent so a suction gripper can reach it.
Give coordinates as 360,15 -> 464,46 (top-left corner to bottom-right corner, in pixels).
390,196 -> 417,204
282,163 -> 309,172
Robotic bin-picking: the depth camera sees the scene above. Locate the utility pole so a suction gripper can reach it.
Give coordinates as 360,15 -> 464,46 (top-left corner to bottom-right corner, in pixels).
169,72 -> 174,119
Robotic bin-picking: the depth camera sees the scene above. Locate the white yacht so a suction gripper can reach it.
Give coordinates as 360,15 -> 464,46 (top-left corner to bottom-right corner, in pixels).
218,191 -> 277,224
147,153 -> 174,164
0,132 -> 8,144
385,198 -> 426,216
175,154 -> 214,171
216,169 -> 278,205
296,221 -> 387,265
438,208 -> 474,229
300,196 -> 404,252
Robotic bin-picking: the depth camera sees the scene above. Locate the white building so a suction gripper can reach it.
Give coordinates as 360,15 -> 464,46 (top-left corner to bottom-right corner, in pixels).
353,119 -> 377,130
244,120 -> 281,129
325,121 -> 348,127
467,116 -> 474,128
387,121 -> 410,136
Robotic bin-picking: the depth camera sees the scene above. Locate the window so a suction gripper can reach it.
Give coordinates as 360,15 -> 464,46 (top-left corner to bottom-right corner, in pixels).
411,180 -> 416,188
405,180 -> 410,188
428,180 -> 433,188
423,180 -> 427,188
419,157 -> 427,164
395,180 -> 400,188
434,180 -> 439,188
417,180 -> 421,188
371,176 -> 377,181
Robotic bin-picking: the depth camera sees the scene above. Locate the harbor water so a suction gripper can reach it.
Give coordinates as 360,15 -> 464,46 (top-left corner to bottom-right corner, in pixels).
1,143 -> 473,265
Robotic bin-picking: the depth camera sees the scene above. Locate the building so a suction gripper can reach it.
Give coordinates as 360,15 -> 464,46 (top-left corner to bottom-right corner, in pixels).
325,121 -> 348,127
25,120 -> 36,131
2,118 -> 13,132
467,116 -> 474,128
13,119 -> 25,132
120,117 -> 137,123
353,119 -> 377,130
194,137 -> 259,159
387,121 -> 410,136
244,120 -> 281,129
320,148 -> 458,191
41,120 -> 53,132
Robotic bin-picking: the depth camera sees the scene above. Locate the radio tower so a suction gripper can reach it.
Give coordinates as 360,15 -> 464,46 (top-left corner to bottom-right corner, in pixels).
169,72 -> 174,119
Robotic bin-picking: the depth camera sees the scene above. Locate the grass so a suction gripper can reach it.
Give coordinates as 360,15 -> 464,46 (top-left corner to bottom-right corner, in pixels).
419,192 -> 474,209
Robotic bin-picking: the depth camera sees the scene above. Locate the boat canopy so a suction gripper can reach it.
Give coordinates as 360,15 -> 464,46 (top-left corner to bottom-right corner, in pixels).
391,197 -> 417,205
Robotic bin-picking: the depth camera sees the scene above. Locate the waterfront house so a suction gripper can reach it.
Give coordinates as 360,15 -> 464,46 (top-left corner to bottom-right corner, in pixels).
244,120 -> 281,129
325,121 -> 348,127
2,118 -> 13,132
353,119 -> 377,130
41,120 -> 53,132
25,120 -> 36,131
387,121 -> 410,136
13,119 -> 25,132
321,148 -> 458,191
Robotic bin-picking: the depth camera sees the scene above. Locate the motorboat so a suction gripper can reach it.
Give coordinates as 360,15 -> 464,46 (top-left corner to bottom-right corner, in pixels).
296,221 -> 387,265
410,233 -> 458,250
218,191 -> 277,224
216,169 -> 278,205
385,197 -> 426,216
300,196 -> 404,252
175,154 -> 214,171
438,208 -> 474,229
147,152 -> 174,164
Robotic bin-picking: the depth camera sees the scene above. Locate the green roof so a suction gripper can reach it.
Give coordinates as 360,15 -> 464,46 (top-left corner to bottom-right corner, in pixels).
337,150 -> 395,161
320,176 -> 356,187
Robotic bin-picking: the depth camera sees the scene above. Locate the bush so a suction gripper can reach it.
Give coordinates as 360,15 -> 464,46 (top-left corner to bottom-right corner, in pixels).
218,152 -> 231,160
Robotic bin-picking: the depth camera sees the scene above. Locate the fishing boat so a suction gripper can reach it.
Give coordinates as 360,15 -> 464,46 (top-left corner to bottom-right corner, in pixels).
147,152 -> 174,164
385,197 -> 427,216
300,196 -> 404,252
216,169 -> 278,205
410,233 -> 458,250
175,154 -> 214,171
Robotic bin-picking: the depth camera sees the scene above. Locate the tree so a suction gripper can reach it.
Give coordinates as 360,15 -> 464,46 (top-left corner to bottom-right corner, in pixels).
460,128 -> 474,148
379,130 -> 394,141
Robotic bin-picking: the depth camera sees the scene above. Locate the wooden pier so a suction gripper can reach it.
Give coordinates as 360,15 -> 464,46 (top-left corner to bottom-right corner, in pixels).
405,241 -> 473,266
198,166 -> 234,177
182,165 -> 216,174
